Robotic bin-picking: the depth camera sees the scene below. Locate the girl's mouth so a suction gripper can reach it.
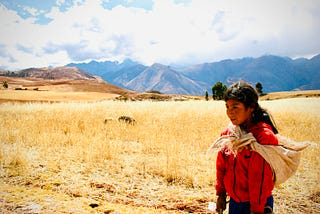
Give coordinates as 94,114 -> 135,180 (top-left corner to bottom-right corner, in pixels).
230,118 -> 237,123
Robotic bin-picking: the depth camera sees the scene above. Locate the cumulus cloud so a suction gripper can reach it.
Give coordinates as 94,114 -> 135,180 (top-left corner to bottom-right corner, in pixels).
0,0 -> 319,70
0,44 -> 16,64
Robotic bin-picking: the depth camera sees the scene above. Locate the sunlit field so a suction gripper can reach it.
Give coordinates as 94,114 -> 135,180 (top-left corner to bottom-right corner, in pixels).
0,98 -> 319,213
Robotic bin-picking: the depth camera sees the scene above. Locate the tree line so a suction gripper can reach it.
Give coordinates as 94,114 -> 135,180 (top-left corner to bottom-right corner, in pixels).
0,71 -> 27,77
205,81 -> 263,101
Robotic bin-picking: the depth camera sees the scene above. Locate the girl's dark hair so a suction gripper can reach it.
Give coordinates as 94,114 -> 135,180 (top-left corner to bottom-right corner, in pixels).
224,81 -> 278,134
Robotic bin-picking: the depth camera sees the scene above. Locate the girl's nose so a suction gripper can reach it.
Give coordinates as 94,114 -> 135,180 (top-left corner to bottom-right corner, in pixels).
227,109 -> 233,115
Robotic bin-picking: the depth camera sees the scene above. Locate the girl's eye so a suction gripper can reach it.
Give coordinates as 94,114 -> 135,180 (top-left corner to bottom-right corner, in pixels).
226,105 -> 238,110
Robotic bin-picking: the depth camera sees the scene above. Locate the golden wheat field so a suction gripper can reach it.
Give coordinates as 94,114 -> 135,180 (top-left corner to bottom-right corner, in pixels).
0,98 -> 319,213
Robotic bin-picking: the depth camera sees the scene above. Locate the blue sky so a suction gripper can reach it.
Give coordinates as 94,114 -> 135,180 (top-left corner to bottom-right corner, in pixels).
0,0 -> 319,70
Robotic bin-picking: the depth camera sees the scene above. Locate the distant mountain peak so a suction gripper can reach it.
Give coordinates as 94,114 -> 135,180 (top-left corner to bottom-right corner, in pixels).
311,53 -> 320,61
125,63 -> 206,94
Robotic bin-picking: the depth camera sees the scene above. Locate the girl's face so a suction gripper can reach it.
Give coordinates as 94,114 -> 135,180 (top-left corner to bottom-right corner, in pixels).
225,99 -> 254,127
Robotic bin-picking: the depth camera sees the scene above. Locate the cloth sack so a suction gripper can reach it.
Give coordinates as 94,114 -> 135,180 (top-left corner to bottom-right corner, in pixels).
207,125 -> 310,186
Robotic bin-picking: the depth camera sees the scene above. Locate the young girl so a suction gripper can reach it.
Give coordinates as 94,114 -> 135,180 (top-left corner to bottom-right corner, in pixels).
215,81 -> 277,214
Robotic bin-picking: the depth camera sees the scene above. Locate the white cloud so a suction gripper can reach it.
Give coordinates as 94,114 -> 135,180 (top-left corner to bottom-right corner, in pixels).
22,6 -> 39,16
56,0 -> 65,6
0,0 -> 319,70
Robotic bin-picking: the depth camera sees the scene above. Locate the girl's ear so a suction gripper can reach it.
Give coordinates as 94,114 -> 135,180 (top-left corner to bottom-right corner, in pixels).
249,103 -> 256,113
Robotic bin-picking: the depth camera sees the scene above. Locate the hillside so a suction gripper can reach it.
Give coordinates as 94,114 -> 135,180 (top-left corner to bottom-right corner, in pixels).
126,63 -> 206,94
0,74 -> 199,103
0,66 -> 135,93
259,90 -> 320,100
112,64 -> 147,87
66,54 -> 320,94
0,64 -> 138,103
4,66 -> 97,80
182,54 -> 320,92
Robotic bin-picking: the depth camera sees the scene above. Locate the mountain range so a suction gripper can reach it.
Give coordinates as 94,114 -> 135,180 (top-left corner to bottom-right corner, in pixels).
2,54 -> 319,95
67,54 -> 320,94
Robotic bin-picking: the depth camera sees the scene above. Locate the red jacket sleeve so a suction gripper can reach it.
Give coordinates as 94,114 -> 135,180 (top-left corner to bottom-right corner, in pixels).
215,129 -> 229,196
248,151 -> 274,212
216,151 -> 227,196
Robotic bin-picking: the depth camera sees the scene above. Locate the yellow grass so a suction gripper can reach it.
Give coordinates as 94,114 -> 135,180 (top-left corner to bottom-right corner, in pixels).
0,98 -> 319,213
260,90 -> 320,101
0,90 -> 118,103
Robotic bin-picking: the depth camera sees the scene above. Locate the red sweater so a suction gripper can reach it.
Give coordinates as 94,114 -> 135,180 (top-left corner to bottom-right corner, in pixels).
216,122 -> 278,212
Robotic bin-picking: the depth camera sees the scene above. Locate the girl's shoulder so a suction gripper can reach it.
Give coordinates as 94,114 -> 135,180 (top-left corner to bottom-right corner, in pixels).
249,122 -> 278,145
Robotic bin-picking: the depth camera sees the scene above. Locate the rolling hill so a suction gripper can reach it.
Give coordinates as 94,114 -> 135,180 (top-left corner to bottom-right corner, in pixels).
0,66 -> 134,96
9,66 -> 97,80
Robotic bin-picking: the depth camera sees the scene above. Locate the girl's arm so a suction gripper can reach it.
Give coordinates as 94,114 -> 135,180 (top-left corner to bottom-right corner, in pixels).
216,151 -> 227,196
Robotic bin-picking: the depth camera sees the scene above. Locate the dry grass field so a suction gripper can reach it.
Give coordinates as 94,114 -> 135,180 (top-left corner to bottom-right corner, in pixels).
0,90 -> 319,213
